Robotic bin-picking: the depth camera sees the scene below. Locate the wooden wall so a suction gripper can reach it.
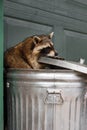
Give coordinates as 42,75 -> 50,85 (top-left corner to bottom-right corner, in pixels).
4,0 -> 87,63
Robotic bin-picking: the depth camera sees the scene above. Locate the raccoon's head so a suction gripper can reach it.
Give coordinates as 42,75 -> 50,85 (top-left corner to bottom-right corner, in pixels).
32,32 -> 58,58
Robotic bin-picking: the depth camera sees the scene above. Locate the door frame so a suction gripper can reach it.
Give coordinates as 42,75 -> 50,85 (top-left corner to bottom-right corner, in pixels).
0,0 -> 3,129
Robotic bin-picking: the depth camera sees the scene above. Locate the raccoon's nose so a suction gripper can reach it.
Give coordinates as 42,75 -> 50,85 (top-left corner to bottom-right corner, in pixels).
55,51 -> 58,56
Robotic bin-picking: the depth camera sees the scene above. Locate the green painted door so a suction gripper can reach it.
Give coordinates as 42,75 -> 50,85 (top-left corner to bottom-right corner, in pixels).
0,0 -> 3,129
4,0 -> 87,65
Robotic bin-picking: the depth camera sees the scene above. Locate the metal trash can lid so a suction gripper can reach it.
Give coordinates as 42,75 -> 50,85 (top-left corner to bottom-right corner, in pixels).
38,56 -> 87,74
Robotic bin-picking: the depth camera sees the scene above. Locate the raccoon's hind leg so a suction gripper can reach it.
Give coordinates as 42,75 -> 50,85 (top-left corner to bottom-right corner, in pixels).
5,55 -> 32,69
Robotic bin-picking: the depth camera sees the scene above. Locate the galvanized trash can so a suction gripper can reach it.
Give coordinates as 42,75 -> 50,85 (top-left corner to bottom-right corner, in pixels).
6,69 -> 87,130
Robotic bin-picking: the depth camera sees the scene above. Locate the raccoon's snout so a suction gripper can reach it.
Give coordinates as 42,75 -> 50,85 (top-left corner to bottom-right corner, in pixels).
55,51 -> 58,56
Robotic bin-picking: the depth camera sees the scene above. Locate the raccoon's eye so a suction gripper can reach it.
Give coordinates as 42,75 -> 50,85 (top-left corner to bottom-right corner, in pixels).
40,47 -> 52,54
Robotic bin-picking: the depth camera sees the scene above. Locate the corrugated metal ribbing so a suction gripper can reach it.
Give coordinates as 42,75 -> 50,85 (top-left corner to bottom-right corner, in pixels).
69,97 -> 81,130
8,89 -> 86,130
81,92 -> 87,130
7,70 -> 87,130
12,94 -> 15,130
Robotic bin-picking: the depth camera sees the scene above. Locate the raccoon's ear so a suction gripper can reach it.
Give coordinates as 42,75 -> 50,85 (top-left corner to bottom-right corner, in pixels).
49,32 -> 54,39
33,36 -> 41,44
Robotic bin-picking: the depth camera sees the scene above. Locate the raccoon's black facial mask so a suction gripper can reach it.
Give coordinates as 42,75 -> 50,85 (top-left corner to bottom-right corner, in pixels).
40,47 -> 52,55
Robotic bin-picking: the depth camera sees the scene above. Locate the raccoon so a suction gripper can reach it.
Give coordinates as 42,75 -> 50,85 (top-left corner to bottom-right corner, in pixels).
4,32 -> 58,69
